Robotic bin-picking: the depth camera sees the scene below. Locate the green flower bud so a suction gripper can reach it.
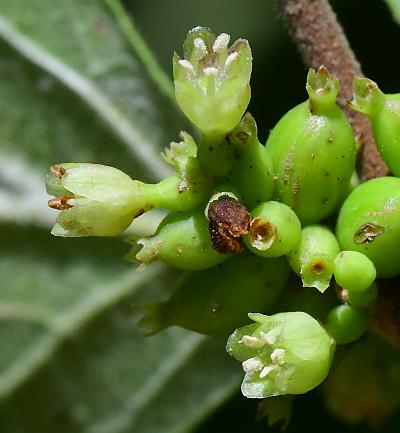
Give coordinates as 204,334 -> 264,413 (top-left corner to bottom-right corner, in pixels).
173,27 -> 252,136
336,176 -> 400,278
244,201 -> 301,258
226,311 -> 335,398
133,207 -> 230,271
287,225 -> 340,293
138,252 -> 289,336
266,66 -> 356,224
228,113 -> 274,208
323,335 -> 400,425
46,163 -> 149,237
334,251 -> 376,292
325,304 -> 369,345
159,131 -> 212,210
351,77 -> 400,176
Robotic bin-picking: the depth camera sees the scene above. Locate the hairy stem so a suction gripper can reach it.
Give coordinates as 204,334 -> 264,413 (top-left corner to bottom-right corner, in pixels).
277,0 -> 388,179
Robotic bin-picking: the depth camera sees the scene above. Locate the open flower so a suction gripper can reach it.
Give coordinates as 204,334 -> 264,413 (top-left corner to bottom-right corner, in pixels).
226,312 -> 335,398
173,26 -> 252,135
46,163 -> 148,237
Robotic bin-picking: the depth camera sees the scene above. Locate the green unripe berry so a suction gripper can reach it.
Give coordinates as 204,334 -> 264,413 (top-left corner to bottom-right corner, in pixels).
244,201 -> 301,258
323,335 -> 400,425
228,113 -> 274,208
134,207 -> 230,271
336,177 -> 400,278
325,304 -> 369,345
138,252 -> 289,336
226,311 -> 335,398
334,251 -> 376,292
288,225 -> 340,292
266,66 -> 356,225
351,77 -> 400,176
346,283 -> 378,311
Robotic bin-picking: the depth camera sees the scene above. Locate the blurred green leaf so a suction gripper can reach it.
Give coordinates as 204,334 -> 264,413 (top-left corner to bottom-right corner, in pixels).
0,1 -> 240,432
384,0 -> 400,24
0,225 -> 240,432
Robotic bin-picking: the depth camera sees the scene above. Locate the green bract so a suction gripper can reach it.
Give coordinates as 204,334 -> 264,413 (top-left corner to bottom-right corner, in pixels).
138,253 -> 289,336
266,66 -> 356,224
351,77 -> 400,176
244,201 -> 301,258
228,113 -> 274,208
226,312 -> 335,398
133,207 -> 229,271
46,163 -> 148,237
336,177 -> 400,277
288,225 -> 340,292
173,27 -> 252,136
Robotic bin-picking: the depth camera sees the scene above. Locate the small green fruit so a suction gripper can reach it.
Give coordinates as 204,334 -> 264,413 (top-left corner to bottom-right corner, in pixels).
334,251 -> 376,292
134,207 -> 230,271
266,66 -> 356,224
336,176 -> 400,278
325,304 -> 369,345
138,252 -> 289,336
244,201 -> 301,258
287,225 -> 340,293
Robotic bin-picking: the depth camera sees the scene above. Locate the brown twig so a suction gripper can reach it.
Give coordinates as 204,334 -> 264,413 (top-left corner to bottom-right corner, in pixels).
277,0 -> 388,179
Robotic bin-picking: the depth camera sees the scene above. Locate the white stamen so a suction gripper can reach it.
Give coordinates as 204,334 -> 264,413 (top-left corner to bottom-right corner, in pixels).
203,67 -> 218,77
193,38 -> 208,57
224,52 -> 238,69
271,348 -> 286,365
260,331 -> 276,346
213,33 -> 230,52
178,59 -> 195,74
259,365 -> 280,379
242,357 -> 264,373
241,335 -> 265,349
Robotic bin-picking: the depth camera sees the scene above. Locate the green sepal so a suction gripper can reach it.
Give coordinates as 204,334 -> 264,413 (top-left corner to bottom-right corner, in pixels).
306,66 -> 339,116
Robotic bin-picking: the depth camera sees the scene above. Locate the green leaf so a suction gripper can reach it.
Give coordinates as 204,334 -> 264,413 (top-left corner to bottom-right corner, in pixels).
0,225 -> 240,432
0,1 -> 240,432
0,0 -> 184,181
